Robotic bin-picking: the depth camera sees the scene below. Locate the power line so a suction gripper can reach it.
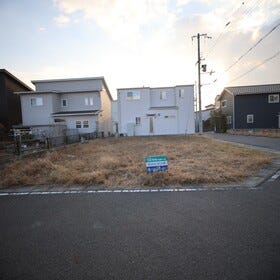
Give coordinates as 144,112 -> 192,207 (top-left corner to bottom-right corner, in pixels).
240,0 -> 264,18
205,0 -> 266,60
229,50 -> 280,83
205,1 -> 245,59
225,20 -> 280,73
206,0 -> 272,65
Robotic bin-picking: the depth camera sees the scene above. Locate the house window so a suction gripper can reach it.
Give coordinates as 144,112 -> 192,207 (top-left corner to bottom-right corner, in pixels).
221,100 -> 227,108
61,99 -> 67,107
76,121 -> 82,128
31,97 -> 43,106
135,117 -> 141,125
227,116 -> 232,124
268,94 -> 279,103
247,114 -> 254,124
85,97 -> 93,106
179,89 -> 184,98
160,91 -> 167,100
89,97 -> 94,106
126,91 -> 140,100
83,120 -> 89,128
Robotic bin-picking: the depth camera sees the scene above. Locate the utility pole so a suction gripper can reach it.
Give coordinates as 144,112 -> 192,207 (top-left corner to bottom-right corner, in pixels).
191,33 -> 211,134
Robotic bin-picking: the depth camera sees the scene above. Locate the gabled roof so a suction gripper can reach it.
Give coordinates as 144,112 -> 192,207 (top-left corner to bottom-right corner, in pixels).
225,83 -> 280,96
0,69 -> 33,91
218,83 -> 280,101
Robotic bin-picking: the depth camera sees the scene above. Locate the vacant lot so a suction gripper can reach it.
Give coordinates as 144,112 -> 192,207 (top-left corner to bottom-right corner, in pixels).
0,135 -> 274,188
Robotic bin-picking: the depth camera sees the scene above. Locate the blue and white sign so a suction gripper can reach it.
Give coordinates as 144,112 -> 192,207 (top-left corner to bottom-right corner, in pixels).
145,155 -> 168,173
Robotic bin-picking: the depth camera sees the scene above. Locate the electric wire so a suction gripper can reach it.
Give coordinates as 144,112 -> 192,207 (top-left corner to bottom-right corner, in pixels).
205,0 -> 265,60
204,1 -> 245,59
224,20 -> 280,73
229,50 -> 280,83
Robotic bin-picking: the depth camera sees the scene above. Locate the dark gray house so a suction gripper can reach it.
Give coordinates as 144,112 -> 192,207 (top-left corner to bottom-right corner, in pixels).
0,69 -> 33,133
218,84 -> 280,129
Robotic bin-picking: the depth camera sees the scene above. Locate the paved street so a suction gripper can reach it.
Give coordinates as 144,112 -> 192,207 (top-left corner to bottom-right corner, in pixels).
0,180 -> 280,279
206,133 -> 280,151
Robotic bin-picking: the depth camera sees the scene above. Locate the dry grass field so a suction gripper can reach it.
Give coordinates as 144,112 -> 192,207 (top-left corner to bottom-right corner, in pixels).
0,135 -> 274,188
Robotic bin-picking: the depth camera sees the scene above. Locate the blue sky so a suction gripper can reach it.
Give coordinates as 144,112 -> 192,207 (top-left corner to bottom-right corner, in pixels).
0,0 -> 279,107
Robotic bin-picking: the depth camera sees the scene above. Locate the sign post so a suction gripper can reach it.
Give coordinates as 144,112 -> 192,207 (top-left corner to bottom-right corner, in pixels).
145,155 -> 168,173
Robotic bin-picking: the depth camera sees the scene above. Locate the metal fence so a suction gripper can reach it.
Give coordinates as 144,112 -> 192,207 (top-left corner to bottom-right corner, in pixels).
5,132 -> 99,155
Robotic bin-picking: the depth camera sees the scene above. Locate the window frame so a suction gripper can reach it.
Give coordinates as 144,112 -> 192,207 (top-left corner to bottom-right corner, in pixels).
89,97 -> 94,106
160,91 -> 167,100
76,120 -> 82,128
247,114 -> 254,124
179,89 -> 184,98
268,94 -> 279,103
126,91 -> 140,101
135,117 -> 141,125
61,98 -> 67,107
85,97 -> 89,106
31,97 -> 43,107
83,120 -> 89,128
221,100 -> 227,108
227,115 -> 232,125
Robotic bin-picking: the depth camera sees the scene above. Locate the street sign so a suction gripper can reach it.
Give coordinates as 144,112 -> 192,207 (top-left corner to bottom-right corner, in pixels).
145,155 -> 168,173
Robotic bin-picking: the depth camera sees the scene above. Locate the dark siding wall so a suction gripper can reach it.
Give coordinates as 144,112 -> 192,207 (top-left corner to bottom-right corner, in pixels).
220,91 -> 234,129
235,93 -> 280,129
0,71 -> 31,131
0,73 -> 8,130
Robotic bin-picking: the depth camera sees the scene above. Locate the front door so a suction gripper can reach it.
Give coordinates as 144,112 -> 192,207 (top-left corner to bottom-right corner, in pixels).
149,117 -> 154,134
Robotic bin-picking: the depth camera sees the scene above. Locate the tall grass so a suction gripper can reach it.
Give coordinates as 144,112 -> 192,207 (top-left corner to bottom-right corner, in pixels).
0,135 -> 274,188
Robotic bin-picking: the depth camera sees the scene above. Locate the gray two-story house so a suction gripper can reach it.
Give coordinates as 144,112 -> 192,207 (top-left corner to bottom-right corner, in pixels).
218,84 -> 280,129
16,77 -> 112,137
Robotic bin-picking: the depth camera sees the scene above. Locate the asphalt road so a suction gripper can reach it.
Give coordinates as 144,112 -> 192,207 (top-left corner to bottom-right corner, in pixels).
206,133 -> 280,151
0,180 -> 280,280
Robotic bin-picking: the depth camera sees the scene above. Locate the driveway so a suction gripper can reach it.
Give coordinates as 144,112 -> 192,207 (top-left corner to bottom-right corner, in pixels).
206,133 -> 280,151
0,180 -> 280,280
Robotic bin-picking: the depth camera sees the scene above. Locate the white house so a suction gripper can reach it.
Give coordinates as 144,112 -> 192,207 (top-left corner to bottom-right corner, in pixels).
117,85 -> 195,136
111,100 -> 118,134
16,77 -> 112,137
195,104 -> 215,132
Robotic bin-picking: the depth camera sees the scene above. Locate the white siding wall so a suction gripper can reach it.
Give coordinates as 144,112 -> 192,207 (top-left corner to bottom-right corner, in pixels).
150,88 -> 176,107
65,116 -> 97,133
21,94 -> 56,126
98,89 -> 112,136
118,88 -> 150,135
118,85 -> 195,136
111,101 -> 118,134
176,86 -> 195,134
59,92 -> 101,112
145,109 -> 178,135
52,94 -> 60,113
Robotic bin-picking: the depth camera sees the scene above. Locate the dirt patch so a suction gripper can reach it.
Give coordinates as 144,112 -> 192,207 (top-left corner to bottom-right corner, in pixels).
0,135 -> 274,188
